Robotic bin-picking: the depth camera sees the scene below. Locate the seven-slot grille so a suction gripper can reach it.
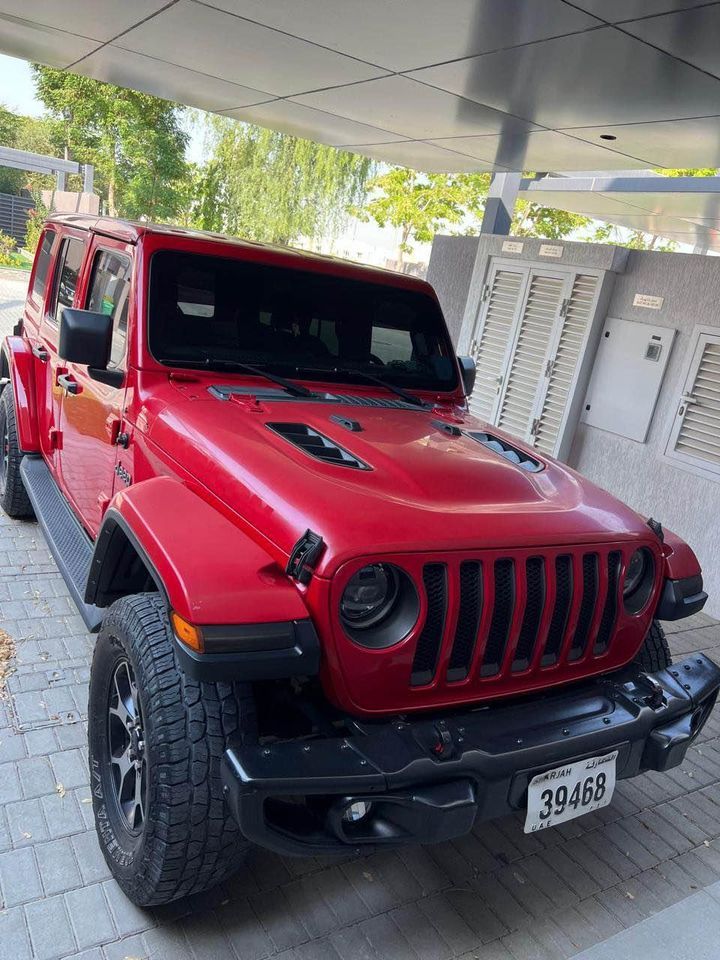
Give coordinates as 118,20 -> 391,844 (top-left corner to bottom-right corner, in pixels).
410,548 -> 624,687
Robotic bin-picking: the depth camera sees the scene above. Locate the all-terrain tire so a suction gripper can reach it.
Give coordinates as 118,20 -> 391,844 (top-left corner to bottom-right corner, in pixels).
634,620 -> 672,673
88,593 -> 255,906
0,387 -> 33,519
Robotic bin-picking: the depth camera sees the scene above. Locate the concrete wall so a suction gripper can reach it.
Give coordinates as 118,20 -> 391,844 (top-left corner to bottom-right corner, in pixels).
570,249 -> 720,618
426,235 -> 479,346
429,232 -> 720,618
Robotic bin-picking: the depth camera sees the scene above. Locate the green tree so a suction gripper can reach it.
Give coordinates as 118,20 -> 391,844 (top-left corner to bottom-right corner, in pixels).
0,106 -> 63,195
511,200 -> 592,240
32,67 -> 188,220
356,167 -> 490,266
192,117 -> 372,246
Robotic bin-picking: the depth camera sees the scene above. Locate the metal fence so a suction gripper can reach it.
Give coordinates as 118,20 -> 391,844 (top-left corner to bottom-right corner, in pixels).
0,192 -> 34,246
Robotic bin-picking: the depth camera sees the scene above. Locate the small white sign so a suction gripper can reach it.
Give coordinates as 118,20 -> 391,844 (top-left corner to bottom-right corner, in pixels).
633,293 -> 664,310
502,240 -> 524,254
539,243 -> 563,258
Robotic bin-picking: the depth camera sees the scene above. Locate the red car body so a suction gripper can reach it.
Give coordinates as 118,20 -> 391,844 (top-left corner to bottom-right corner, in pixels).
1,216 -> 704,721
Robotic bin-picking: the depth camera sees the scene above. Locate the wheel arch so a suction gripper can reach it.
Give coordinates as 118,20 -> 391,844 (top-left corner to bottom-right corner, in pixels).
86,477 -> 311,627
1,336 -> 40,452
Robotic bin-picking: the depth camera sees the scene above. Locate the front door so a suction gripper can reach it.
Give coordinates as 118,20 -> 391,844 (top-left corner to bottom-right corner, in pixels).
57,238 -> 131,537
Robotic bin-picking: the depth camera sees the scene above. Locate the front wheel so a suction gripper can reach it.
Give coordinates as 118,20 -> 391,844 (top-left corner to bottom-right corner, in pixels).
634,620 -> 672,673
88,593 -> 255,906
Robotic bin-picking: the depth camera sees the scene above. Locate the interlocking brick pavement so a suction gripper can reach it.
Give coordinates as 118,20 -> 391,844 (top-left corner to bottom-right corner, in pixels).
2,269 -> 720,958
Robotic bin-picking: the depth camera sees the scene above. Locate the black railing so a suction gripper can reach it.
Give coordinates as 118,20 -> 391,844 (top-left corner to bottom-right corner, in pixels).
0,193 -> 34,246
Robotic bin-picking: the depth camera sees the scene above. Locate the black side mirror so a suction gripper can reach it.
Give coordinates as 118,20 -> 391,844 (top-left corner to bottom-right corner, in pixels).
457,356 -> 476,397
59,309 -> 112,368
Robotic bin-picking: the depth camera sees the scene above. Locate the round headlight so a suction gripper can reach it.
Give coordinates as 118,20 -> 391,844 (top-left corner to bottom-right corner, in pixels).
623,549 -> 647,597
623,548 -> 655,614
341,564 -> 399,629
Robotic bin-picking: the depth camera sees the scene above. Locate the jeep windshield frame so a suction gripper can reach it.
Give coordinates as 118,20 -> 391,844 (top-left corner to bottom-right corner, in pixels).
147,250 -> 460,394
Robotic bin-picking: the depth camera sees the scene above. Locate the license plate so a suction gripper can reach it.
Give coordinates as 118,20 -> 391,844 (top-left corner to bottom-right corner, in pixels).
524,750 -> 618,833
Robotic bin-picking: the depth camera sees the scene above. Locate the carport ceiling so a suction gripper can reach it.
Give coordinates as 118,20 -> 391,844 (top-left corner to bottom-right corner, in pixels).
4,1 -> 720,173
519,173 -> 720,251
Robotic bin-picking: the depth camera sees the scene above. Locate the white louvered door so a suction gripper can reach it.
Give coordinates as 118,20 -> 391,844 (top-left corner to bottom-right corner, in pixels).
467,266 -> 528,421
666,330 -> 720,481
466,258 -> 605,460
496,272 -> 566,441
531,273 -> 601,456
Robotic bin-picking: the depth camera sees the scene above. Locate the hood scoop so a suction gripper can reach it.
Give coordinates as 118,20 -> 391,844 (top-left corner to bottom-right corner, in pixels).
467,431 -> 544,473
267,422 -> 371,470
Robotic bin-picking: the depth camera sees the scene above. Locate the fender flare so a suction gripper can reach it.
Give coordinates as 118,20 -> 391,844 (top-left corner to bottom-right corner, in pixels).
2,336 -> 40,453
86,476 -> 311,627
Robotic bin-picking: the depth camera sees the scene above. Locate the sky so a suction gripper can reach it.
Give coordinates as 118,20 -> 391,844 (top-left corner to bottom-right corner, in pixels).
0,53 -> 44,117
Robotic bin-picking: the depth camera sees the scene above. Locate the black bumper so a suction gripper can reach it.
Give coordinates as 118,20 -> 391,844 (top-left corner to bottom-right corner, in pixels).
222,654 -> 720,856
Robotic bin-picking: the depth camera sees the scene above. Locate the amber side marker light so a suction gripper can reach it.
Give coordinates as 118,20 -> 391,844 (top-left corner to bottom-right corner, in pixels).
171,611 -> 204,653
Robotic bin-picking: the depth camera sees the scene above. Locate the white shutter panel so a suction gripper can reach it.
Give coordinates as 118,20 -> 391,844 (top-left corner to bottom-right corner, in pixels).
668,333 -> 720,476
468,268 -> 526,421
533,273 -> 599,455
496,273 -> 564,440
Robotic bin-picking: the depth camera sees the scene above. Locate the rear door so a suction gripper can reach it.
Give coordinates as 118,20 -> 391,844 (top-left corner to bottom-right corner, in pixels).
57,236 -> 131,536
31,229 -> 86,474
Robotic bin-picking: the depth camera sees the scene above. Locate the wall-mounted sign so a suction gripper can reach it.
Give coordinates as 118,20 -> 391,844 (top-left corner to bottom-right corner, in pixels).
539,244 -> 563,258
502,240 -> 524,254
633,293 -> 664,310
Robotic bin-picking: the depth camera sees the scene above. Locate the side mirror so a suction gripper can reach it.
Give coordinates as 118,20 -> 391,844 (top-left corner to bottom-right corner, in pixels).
457,356 -> 476,397
59,309 -> 112,368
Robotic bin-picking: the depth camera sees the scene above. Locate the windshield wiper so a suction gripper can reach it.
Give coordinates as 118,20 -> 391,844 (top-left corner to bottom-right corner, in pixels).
288,364 -> 428,408
341,369 -> 428,408
156,357 -> 316,398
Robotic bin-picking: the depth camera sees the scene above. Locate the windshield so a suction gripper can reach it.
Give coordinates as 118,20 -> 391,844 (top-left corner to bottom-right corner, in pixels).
148,251 -> 458,392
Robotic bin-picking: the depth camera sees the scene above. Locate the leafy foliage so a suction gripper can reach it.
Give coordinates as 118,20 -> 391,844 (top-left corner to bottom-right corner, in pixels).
0,105 -> 63,196
25,200 -> 50,253
356,167 -> 490,264
32,66 -> 189,220
192,118 -> 373,245
0,230 -> 16,266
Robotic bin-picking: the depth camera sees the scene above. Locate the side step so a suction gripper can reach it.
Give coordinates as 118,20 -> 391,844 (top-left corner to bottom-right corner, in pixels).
20,456 -> 104,632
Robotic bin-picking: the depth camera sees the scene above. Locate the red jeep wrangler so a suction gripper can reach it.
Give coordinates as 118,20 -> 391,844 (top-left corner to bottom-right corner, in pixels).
1,215 -> 718,906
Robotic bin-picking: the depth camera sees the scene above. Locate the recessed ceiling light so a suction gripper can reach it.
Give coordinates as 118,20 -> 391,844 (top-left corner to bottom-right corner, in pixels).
600,134 -> 617,141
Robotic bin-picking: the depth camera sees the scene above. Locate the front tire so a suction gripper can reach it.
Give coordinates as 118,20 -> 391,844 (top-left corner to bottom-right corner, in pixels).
634,620 -> 672,673
88,594 -> 255,906
0,387 -> 33,519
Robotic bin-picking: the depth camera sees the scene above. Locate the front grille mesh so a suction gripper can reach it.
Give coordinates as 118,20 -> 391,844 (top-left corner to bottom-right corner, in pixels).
411,564 -> 447,685
411,548 -> 628,688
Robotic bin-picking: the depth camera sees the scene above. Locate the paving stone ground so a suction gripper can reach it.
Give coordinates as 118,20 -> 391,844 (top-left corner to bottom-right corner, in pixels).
2,269 -> 720,959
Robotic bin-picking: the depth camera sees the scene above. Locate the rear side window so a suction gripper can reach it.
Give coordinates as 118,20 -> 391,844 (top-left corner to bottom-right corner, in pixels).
31,230 -> 55,299
51,238 -> 85,324
87,250 -> 132,368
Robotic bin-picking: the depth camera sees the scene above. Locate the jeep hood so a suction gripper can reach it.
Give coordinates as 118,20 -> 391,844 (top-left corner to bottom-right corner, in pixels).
142,384 -> 650,575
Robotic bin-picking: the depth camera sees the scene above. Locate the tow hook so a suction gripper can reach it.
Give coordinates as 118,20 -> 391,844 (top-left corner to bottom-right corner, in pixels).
644,675 -> 665,709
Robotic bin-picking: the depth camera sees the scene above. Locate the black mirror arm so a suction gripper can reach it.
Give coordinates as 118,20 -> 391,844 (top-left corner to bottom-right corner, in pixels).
88,367 -> 125,388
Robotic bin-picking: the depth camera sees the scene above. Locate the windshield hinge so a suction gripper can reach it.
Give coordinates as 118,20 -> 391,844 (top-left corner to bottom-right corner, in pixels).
286,529 -> 325,585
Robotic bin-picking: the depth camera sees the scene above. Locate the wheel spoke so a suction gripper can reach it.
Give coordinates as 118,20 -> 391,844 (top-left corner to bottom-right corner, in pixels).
107,658 -> 146,834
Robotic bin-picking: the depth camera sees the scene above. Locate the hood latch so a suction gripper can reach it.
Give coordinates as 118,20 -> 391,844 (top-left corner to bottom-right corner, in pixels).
286,529 -> 325,585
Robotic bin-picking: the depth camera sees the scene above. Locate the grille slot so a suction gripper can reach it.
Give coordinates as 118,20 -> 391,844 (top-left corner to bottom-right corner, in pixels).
411,564 -> 448,686
481,558 -> 516,677
512,557 -> 546,672
569,553 -> 599,661
448,561 -> 482,681
595,551 -> 622,655
542,555 -> 573,666
266,422 -> 370,470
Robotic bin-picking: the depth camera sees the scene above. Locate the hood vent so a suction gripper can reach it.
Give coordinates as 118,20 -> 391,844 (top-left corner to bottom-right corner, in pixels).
467,431 -> 543,473
267,422 -> 371,470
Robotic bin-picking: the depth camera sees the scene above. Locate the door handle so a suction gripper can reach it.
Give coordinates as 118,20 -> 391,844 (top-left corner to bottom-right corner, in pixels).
57,373 -> 80,395
32,344 -> 49,362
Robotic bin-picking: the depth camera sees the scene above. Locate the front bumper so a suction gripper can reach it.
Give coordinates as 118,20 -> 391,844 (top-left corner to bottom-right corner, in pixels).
222,654 -> 720,856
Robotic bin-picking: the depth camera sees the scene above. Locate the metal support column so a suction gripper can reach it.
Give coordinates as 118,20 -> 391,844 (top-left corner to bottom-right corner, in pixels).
480,172 -> 522,236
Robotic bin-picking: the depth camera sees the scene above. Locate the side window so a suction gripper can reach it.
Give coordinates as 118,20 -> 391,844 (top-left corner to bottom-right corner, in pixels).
31,230 -> 55,300
87,250 -> 132,369
51,238 -> 85,324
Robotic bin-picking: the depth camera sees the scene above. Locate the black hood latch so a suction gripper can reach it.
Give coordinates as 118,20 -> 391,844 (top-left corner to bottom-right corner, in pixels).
287,529 -> 325,585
